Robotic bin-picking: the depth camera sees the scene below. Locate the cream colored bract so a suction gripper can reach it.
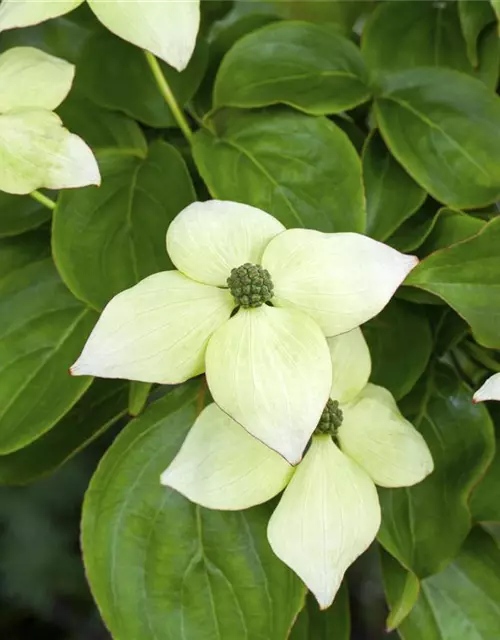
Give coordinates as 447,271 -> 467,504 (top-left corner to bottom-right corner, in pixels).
161,328 -> 434,608
474,373 -> 500,403
0,0 -> 200,72
0,47 -> 99,195
71,200 -> 418,464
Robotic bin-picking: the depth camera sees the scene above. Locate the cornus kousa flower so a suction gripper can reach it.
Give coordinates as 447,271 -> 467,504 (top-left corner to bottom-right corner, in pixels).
0,47 -> 99,195
71,200 -> 418,464
161,328 -> 434,608
473,373 -> 500,403
0,0 -> 200,72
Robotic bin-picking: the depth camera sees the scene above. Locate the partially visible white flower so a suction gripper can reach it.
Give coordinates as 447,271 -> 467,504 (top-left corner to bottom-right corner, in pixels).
0,0 -> 200,72
473,373 -> 500,403
71,200 -> 418,464
0,47 -> 100,194
161,328 -> 434,609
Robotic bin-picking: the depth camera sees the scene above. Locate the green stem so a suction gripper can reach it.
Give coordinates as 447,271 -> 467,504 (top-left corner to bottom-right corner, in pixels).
144,50 -> 193,144
30,190 -> 56,210
463,341 -> 500,372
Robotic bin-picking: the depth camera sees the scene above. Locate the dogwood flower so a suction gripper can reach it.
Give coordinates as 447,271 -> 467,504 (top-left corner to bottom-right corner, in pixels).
0,47 -> 99,194
473,373 -> 500,402
71,200 -> 417,463
0,0 -> 200,72
161,328 -> 434,608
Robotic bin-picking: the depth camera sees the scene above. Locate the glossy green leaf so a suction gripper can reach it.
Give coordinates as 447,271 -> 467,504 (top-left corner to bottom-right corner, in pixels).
0,231 -> 50,283
419,209 -> 486,255
378,364 -> 494,577
214,21 -> 370,115
0,243 -> 97,454
458,0 -> 496,66
128,381 -> 152,417
193,108 -> 365,232
273,1 -> 371,34
375,68 -> 500,209
290,587 -> 350,639
76,30 -> 207,128
388,202 -> 441,253
390,207 -> 486,255
57,94 -> 147,155
82,382 -> 306,640
0,10 -> 93,62
363,1 -> 498,86
362,131 -> 426,241
0,192 -> 51,238
407,217 -> 500,348
363,300 -> 433,401
470,404 -> 500,523
382,528 -> 500,638
53,141 -> 195,310
0,379 -> 127,485
382,558 -> 420,632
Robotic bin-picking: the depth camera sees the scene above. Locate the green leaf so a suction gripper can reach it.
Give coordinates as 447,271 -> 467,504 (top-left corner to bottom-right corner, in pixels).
388,202 -> 441,253
82,383 -> 306,640
214,21 -> 370,115
382,528 -> 500,638
419,209 -> 486,255
382,557 -> 420,632
57,94 -> 147,156
470,404 -> 500,523
363,300 -> 433,401
76,30 -> 208,128
378,364 -> 494,577
458,0 -> 496,66
193,108 -> 365,232
362,131 -> 426,241
375,68 -> 500,209
390,207 -> 486,254
53,141 -> 195,310
290,586 -> 350,639
273,1 -> 371,35
0,243 -> 98,454
406,217 -> 500,348
362,0 -> 498,85
128,381 -> 152,417
0,232 -> 50,284
0,11 -> 93,62
0,379 -> 128,485
0,192 -> 51,238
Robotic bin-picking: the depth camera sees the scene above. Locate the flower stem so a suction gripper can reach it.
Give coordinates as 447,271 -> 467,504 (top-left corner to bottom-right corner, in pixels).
30,190 -> 56,210
144,50 -> 193,144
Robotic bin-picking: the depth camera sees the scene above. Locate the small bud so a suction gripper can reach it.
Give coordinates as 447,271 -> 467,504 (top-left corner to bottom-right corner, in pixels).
227,263 -> 274,308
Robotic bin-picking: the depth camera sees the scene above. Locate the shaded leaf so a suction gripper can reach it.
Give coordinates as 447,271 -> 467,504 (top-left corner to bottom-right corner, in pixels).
0,379 -> 128,485
363,300 -> 432,401
362,131 -> 426,241
53,141 -> 195,310
378,364 -> 494,577
82,382 -> 306,640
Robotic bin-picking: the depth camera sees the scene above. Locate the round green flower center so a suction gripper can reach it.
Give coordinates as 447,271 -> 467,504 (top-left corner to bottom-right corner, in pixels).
227,263 -> 274,308
314,399 -> 343,437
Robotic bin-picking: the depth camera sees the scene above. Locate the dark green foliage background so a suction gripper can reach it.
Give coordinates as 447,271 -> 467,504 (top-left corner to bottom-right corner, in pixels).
2,1 -> 500,638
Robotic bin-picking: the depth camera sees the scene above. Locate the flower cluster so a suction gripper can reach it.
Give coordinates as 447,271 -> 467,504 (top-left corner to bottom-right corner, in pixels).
72,199 -> 435,606
0,47 -> 99,195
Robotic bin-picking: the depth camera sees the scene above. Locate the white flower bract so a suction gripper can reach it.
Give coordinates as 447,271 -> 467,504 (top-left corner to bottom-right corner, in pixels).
0,47 -> 100,194
161,328 -> 434,608
473,373 -> 500,403
71,200 -> 418,463
0,0 -> 200,72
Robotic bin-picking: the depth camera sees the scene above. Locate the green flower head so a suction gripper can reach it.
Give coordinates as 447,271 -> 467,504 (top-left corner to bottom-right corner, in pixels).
71,200 -> 418,464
